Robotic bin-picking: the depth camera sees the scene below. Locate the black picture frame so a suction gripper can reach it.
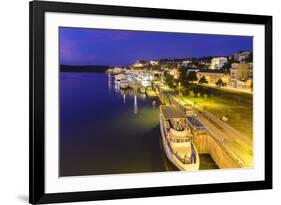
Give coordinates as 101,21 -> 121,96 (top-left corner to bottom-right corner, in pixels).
29,0 -> 272,204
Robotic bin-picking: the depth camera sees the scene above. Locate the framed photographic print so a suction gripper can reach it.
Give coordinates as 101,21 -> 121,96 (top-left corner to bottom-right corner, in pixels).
29,0 -> 272,204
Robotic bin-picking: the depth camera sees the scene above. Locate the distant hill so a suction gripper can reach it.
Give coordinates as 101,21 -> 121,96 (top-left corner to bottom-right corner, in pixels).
60,65 -> 110,72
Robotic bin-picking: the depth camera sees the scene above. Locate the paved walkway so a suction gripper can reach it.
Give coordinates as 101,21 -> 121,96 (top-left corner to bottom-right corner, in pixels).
174,96 -> 253,168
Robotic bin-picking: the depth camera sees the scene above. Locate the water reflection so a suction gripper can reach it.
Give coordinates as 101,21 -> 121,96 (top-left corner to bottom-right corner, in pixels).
152,100 -> 156,108
134,95 -> 138,114
108,74 -> 113,90
114,81 -> 120,92
123,93 -> 126,104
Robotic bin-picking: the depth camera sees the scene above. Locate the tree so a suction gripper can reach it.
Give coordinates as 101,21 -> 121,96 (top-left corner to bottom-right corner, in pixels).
193,88 -> 199,98
198,76 -> 208,84
205,89 -> 212,98
184,89 -> 190,96
164,72 -> 175,88
216,79 -> 223,87
178,67 -> 188,86
220,62 -> 228,71
152,64 -> 161,71
221,58 -> 237,72
138,60 -> 147,64
187,71 -> 198,83
198,64 -> 208,70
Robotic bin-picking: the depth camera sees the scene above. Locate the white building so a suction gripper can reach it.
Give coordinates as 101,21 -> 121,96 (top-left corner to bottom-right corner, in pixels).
133,62 -> 144,68
181,60 -> 192,67
210,57 -> 228,70
233,51 -> 251,62
229,63 -> 252,90
150,60 -> 159,65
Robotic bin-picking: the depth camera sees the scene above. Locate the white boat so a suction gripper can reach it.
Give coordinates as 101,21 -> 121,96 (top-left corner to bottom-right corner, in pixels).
120,79 -> 129,89
115,74 -> 125,82
160,105 -> 200,171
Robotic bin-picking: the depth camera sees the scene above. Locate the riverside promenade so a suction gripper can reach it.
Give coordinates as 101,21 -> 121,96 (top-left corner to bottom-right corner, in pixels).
158,85 -> 253,169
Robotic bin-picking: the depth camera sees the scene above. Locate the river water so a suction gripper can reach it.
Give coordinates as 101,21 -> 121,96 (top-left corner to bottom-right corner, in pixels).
59,72 -> 178,176
59,72 -> 217,177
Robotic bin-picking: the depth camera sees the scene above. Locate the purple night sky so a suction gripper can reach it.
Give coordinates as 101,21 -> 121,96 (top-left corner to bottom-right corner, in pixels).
59,27 -> 253,67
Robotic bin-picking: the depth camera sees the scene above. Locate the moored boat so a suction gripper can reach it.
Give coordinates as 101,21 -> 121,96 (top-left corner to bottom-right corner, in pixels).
120,78 -> 129,89
160,105 -> 200,171
115,74 -> 125,82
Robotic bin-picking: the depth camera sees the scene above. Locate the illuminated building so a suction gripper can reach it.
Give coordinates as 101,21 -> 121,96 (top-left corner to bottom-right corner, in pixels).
150,60 -> 159,65
197,71 -> 230,86
210,57 -> 228,70
233,51 -> 251,62
230,63 -> 253,90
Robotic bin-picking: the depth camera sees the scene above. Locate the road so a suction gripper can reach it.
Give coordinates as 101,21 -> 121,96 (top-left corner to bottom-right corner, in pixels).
196,113 -> 253,168
201,84 -> 253,94
195,106 -> 253,148
173,96 -> 253,168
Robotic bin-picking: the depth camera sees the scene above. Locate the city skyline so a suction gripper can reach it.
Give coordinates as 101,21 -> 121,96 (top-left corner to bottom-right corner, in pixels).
60,27 -> 253,67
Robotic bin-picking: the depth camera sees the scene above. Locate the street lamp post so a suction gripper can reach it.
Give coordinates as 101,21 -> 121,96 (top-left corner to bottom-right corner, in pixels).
178,82 -> 181,98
